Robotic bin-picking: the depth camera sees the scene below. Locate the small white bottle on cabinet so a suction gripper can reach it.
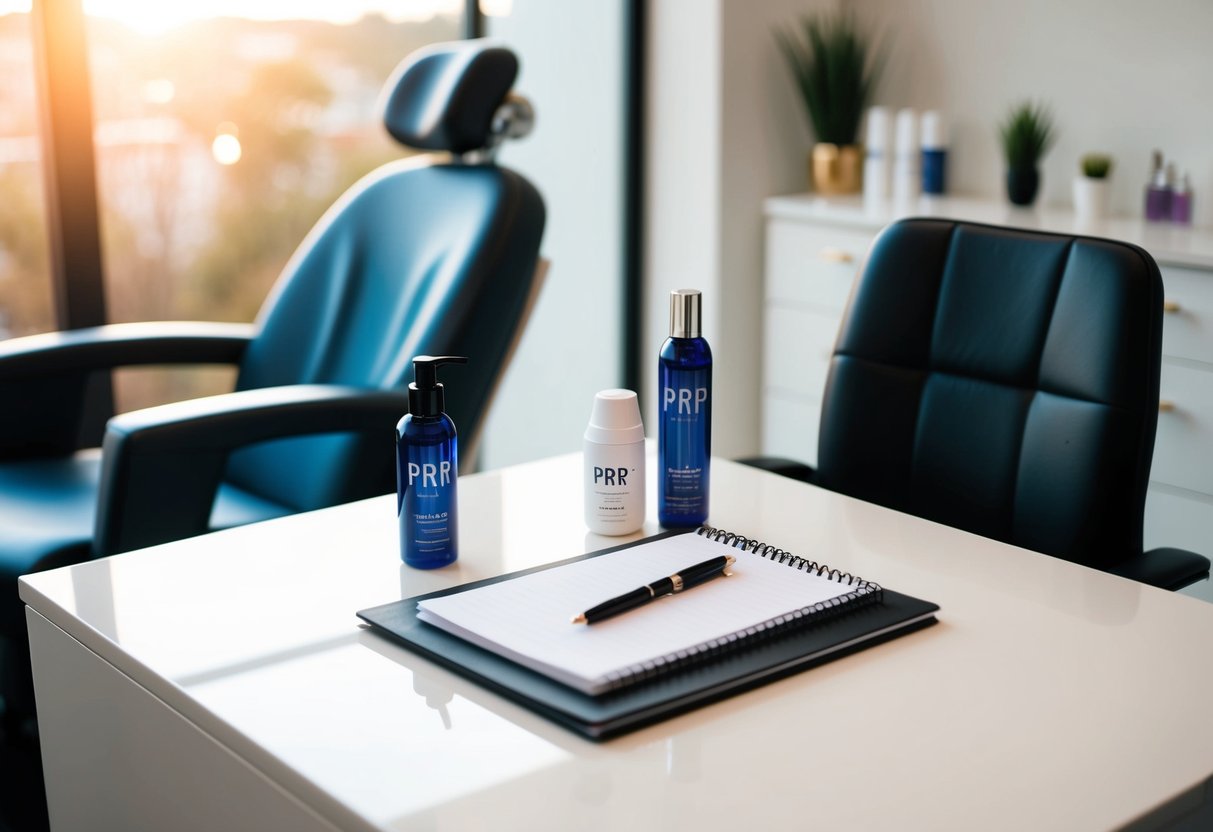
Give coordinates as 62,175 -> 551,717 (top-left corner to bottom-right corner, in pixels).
892,107 -> 920,205
863,106 -> 891,210
584,389 -> 646,535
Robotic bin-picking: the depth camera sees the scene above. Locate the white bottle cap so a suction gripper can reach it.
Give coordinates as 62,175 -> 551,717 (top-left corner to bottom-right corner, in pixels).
585,389 -> 645,445
921,110 -> 946,150
895,108 -> 919,158
865,106 -> 890,153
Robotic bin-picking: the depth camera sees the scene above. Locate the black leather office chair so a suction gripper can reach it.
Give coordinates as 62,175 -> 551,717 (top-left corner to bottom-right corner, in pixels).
0,40 -> 545,727
748,218 -> 1209,591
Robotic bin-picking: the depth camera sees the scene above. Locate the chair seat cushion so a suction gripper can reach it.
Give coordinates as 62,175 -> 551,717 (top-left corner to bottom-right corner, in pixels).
0,451 -> 293,589
209,481 -> 297,530
1109,547 -> 1211,592
0,450 -> 100,583
0,451 -> 100,634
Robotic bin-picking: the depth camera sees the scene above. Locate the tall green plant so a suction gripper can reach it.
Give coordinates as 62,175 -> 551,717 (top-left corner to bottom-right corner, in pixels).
999,101 -> 1056,168
776,13 -> 885,146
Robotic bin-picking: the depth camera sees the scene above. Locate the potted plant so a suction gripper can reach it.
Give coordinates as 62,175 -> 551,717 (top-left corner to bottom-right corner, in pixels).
1073,153 -> 1113,222
776,13 -> 885,195
998,101 -> 1056,206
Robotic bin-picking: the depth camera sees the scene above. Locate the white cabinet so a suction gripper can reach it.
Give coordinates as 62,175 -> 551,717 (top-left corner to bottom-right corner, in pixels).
1152,262 -> 1213,582
762,194 -> 1213,575
761,217 -> 871,467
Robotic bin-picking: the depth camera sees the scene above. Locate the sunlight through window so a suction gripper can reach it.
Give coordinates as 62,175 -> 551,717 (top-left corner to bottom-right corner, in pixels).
211,132 -> 242,166
78,0 -> 463,411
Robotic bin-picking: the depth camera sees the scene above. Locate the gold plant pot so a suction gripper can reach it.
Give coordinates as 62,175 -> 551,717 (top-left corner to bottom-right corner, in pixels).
810,143 -> 864,195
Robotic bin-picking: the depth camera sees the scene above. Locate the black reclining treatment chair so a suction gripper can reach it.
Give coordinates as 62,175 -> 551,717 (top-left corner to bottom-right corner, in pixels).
747,218 -> 1209,591
0,40 -> 546,727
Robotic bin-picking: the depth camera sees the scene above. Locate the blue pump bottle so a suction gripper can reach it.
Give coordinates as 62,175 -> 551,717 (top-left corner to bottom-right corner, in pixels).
658,289 -> 712,527
397,355 -> 467,568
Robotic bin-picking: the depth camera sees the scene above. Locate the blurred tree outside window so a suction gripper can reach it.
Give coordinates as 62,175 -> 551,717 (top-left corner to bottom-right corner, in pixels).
0,5 -> 54,340
0,1 -> 463,409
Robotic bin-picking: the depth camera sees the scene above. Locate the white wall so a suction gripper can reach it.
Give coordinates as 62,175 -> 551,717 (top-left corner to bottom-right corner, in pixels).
482,1 -> 627,468
643,0 -> 720,443
849,0 -> 1213,225
644,0 -> 826,458
485,0 -> 1213,468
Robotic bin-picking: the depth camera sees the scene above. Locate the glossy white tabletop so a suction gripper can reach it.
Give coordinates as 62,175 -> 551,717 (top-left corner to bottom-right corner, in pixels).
20,454 -> 1213,831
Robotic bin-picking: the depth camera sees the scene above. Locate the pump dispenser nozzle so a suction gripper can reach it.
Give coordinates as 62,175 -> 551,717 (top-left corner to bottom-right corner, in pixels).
408,355 -> 468,417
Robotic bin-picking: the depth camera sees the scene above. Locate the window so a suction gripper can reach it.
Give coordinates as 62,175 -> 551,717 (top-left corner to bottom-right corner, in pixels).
6,0 -> 643,470
0,2 -> 53,339
481,0 -> 634,468
81,1 -> 462,409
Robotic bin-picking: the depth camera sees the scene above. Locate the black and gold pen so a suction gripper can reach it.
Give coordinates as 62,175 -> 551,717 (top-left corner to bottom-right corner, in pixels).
571,554 -> 736,625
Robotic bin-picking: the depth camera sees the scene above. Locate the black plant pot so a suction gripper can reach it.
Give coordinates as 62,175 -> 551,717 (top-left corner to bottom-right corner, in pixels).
1006,166 -> 1040,206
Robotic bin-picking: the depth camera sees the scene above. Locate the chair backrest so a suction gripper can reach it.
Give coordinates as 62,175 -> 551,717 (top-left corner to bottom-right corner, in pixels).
817,218 -> 1162,569
224,41 -> 545,512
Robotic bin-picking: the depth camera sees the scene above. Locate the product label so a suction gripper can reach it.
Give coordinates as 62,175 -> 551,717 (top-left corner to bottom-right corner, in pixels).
662,385 -> 709,415
593,466 -> 631,487
408,506 -> 451,553
585,444 -> 644,531
659,366 -> 711,521
407,461 -> 452,488
398,442 -> 457,560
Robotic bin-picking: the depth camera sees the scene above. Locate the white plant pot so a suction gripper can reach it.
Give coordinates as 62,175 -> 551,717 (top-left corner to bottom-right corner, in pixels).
1072,176 -> 1111,222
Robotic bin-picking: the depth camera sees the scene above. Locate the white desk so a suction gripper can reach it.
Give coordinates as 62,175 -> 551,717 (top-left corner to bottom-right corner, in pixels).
20,454 -> 1213,831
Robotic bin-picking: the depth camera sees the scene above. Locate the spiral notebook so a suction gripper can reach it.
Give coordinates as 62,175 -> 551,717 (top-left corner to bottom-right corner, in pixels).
358,527 -> 939,738
414,527 -> 881,695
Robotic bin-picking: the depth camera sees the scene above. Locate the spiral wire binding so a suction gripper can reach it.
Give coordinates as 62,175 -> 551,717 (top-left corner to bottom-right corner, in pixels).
599,526 -> 884,692
697,525 -> 882,591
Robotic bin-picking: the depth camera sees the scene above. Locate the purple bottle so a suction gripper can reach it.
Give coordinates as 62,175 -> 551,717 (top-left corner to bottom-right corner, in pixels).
1144,152 -> 1171,222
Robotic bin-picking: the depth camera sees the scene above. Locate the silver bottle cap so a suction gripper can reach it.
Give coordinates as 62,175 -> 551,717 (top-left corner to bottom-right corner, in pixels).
669,289 -> 702,338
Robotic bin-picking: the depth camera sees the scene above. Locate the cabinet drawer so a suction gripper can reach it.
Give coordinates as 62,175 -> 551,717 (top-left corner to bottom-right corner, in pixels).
1160,265 -> 1213,365
762,392 -> 821,467
765,219 -> 871,312
764,305 -> 841,400
1152,361 -> 1213,496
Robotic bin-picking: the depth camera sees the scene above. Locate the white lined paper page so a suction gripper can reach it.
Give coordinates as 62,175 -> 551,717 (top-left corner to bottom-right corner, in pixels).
416,532 -> 867,694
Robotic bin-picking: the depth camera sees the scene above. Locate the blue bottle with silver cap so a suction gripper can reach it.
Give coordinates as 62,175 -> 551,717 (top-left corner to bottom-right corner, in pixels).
658,289 -> 712,527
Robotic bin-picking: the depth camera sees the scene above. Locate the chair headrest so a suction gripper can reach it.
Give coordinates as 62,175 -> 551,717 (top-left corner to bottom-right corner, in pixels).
381,40 -> 520,154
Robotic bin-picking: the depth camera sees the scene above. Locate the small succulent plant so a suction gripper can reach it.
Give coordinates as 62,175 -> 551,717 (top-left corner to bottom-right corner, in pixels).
1081,154 -> 1113,179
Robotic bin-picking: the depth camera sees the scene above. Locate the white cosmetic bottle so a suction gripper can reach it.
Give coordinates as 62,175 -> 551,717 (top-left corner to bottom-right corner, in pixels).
863,106 -> 891,210
892,107 -> 920,205
584,389 -> 646,535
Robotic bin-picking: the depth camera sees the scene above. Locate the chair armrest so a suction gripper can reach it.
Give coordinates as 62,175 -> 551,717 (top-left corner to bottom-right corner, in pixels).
95,384 -> 410,556
1106,547 -> 1211,592
0,321 -> 254,379
734,455 -> 818,484
0,322 -> 255,459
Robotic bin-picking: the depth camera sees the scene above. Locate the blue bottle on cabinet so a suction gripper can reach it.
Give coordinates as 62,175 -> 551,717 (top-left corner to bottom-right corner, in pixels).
658,290 -> 712,527
397,355 -> 467,568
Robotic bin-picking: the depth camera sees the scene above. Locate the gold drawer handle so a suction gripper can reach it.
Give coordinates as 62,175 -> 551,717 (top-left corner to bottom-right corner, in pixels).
818,247 -> 854,264
1159,400 -> 1176,413
1163,300 -> 1181,313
